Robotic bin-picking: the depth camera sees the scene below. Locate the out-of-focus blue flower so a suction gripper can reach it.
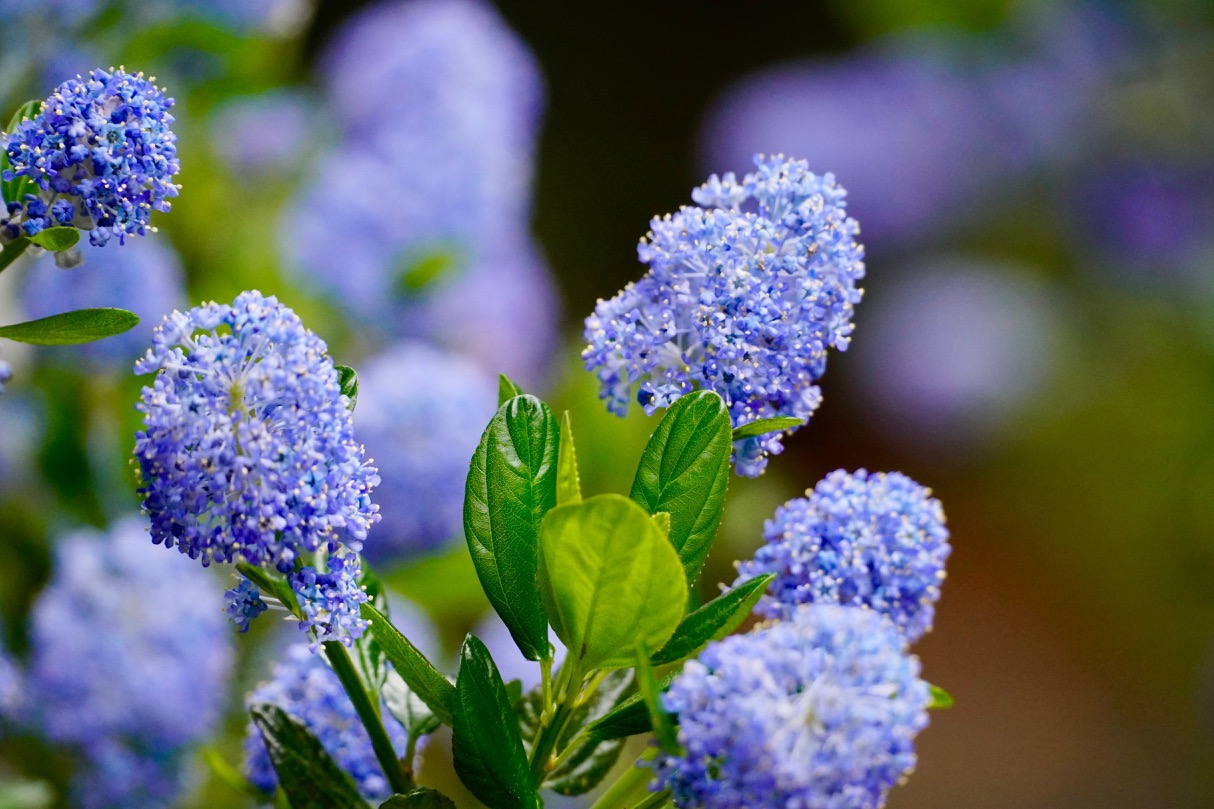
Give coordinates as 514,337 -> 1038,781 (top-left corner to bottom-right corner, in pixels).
134,291 -> 379,645
21,236 -> 186,367
735,469 -> 950,643
26,516 -> 232,808
653,604 -> 930,809
245,644 -> 408,802
0,644 -> 20,724
472,613 -> 566,692
850,258 -> 1060,452
700,8 -> 1124,249
583,154 -> 865,477
320,0 -> 543,210
0,0 -> 98,25
208,90 -> 314,177
0,359 -> 10,395
355,342 -> 496,564
1,68 -> 180,247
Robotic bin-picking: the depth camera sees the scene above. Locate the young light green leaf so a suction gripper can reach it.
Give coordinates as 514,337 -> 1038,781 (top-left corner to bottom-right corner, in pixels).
630,390 -> 732,585
635,642 -> 679,752
651,511 -> 671,539
538,494 -> 687,671
27,226 -> 79,252
929,684 -> 954,709
0,308 -> 139,346
557,411 -> 582,505
464,394 -> 558,661
335,365 -> 359,409
380,788 -> 458,809
731,415 -> 805,440
361,602 -> 457,725
498,373 -> 524,405
451,635 -> 539,809
396,248 -> 461,295
586,671 -> 678,742
649,573 -> 773,666
249,703 -> 366,809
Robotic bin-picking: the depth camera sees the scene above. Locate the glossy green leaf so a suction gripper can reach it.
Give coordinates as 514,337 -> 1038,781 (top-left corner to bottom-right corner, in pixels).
0,308 -> 139,346
929,684 -> 954,709
362,602 -> 457,725
382,671 -> 442,739
2,100 -> 41,207
538,494 -> 687,671
380,788 -> 458,809
585,669 -> 679,742
249,703 -> 366,809
464,394 -> 558,661
451,635 -> 539,809
557,411 -> 582,505
650,573 -> 773,666
27,226 -> 79,252
636,643 -> 679,752
731,415 -> 805,440
335,365 -> 359,409
630,390 -> 732,584
498,373 -> 524,405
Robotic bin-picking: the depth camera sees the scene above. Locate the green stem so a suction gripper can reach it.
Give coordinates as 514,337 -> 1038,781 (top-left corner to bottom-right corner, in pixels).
0,238 -> 29,274
529,660 -> 582,783
632,790 -> 672,809
324,641 -> 413,795
589,749 -> 658,809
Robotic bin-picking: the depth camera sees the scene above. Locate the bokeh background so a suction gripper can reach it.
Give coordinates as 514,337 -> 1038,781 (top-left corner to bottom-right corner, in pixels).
2,0 -> 1214,806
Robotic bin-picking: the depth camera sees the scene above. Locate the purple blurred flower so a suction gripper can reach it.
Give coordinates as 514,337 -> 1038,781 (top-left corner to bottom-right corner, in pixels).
22,237 -> 187,368
208,90 -> 315,176
850,257 -> 1060,451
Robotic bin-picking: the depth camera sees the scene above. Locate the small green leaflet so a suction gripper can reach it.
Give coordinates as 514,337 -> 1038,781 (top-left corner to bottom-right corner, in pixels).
0,308 -> 139,346
635,642 -> 679,752
929,684 -> 954,709
335,365 -> 359,409
1,99 -> 41,207
557,411 -> 582,505
498,373 -> 524,404
731,415 -> 805,440
27,226 -> 79,252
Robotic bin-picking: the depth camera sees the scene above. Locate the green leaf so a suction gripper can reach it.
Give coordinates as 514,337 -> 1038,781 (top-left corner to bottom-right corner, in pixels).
464,394 -> 558,661
586,671 -> 678,742
650,573 -> 773,666
382,671 -> 442,739
451,635 -> 539,809
27,226 -> 79,252
929,684 -> 954,709
538,494 -> 687,671
652,511 -> 671,539
2,100 -> 41,207
731,415 -> 805,440
636,642 -> 679,752
498,373 -> 524,405
630,390 -> 732,585
396,246 -> 462,296
249,703 -> 366,809
557,411 -> 582,506
380,788 -> 458,809
0,308 -> 139,346
353,564 -> 390,694
335,365 -> 359,409
362,602 -> 457,725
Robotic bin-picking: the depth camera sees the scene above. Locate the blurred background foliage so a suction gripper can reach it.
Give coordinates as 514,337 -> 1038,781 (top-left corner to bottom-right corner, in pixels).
2,0 -> 1214,806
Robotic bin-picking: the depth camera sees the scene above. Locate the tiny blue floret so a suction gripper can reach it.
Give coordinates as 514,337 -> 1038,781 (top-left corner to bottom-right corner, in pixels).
583,154 -> 865,476
736,469 -> 950,642
224,578 -> 268,634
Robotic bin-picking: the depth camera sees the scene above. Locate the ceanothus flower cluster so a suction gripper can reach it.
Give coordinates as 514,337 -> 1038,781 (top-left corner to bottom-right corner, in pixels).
134,290 -> 380,645
356,342 -> 497,564
25,517 -> 233,809
245,644 -> 409,802
735,469 -> 950,643
1,67 -> 180,246
653,604 -> 930,809
583,154 -> 866,477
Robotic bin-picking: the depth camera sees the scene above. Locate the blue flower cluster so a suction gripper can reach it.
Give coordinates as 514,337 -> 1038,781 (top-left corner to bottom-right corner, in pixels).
653,604 -> 930,809
224,577 -> 267,633
134,290 -> 380,645
356,342 -> 497,564
736,469 -> 950,643
1,67 -> 180,247
25,517 -> 232,808
245,644 -> 409,802
22,236 -> 186,367
284,0 -> 559,385
583,154 -> 866,477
